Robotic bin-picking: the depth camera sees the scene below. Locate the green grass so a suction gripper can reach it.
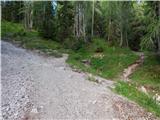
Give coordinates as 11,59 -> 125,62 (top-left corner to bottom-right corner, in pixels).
1,21 -> 62,57
130,54 -> 160,94
1,20 -> 26,37
115,81 -> 160,117
67,38 -> 138,79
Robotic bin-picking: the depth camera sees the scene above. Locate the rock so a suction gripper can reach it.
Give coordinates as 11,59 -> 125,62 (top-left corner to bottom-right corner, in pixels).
92,100 -> 97,104
156,95 -> 160,102
37,106 -> 43,112
73,69 -> 81,73
92,53 -> 104,59
22,95 -> 25,99
81,59 -> 90,65
153,93 -> 160,103
139,86 -> 148,95
88,73 -> 93,78
31,107 -> 38,114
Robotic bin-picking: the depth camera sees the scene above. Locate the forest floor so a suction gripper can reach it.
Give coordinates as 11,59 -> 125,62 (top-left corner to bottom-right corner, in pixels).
1,41 -> 158,120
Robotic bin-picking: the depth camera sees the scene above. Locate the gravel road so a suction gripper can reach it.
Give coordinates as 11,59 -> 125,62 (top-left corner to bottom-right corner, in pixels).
1,41 -> 158,120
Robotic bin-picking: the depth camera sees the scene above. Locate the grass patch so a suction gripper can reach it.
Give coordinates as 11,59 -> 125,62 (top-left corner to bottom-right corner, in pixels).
1,21 -> 62,57
131,54 -> 160,94
67,38 -> 138,79
1,20 -> 26,37
115,81 -> 160,117
87,75 -> 99,83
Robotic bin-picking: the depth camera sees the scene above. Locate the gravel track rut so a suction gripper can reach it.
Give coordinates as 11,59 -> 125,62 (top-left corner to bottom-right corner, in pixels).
1,41 -> 158,120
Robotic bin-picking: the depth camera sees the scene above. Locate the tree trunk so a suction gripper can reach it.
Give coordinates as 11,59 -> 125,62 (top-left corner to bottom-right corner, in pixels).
91,0 -> 94,39
158,2 -> 160,52
120,30 -> 123,47
24,1 -> 33,31
24,2 -> 27,29
29,7 -> 33,30
74,2 -> 86,40
158,37 -> 160,53
125,31 -> 128,47
107,19 -> 111,42
82,6 -> 86,42
77,3 -> 80,37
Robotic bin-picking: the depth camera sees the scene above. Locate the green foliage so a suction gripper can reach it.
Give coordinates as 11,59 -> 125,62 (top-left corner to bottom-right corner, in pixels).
1,1 -> 24,22
67,38 -> 138,79
2,2 -> 160,117
1,21 -> 62,58
131,54 -> 160,94
129,2 -> 145,50
140,2 -> 160,51
1,20 -> 26,38
141,19 -> 160,50
24,39 -> 60,50
115,81 -> 160,117
57,1 -> 74,41
63,37 -> 86,51
37,1 -> 56,39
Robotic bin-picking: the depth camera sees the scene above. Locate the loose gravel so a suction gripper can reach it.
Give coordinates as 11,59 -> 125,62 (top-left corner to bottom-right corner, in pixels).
1,41 -> 158,120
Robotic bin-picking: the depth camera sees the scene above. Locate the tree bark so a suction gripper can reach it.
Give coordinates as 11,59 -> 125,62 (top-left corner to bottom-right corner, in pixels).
125,31 -> 128,47
120,30 -> 123,47
74,2 -> 86,41
29,4 -> 33,30
24,1 -> 33,31
158,2 -> 160,52
82,5 -> 86,42
91,0 -> 94,39
107,19 -> 111,42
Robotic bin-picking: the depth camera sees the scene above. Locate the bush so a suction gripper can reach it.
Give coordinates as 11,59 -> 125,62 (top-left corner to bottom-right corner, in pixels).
63,37 -> 85,51
95,47 -> 104,53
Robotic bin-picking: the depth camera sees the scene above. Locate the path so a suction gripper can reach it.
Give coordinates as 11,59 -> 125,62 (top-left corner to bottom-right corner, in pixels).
1,41 -> 157,120
123,52 -> 144,81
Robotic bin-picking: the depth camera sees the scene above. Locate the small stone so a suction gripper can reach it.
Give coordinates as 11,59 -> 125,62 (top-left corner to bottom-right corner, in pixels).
139,86 -> 148,95
153,93 -> 160,103
92,100 -> 97,104
31,107 -> 38,114
37,106 -> 43,112
22,95 -> 25,98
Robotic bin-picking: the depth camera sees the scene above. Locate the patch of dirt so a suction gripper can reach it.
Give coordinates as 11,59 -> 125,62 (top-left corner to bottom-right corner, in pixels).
122,53 -> 144,81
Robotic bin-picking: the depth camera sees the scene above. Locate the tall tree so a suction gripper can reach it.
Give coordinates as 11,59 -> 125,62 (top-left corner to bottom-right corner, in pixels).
2,1 -> 24,22
91,0 -> 95,38
141,1 -> 160,52
57,1 -> 74,41
74,1 -> 88,41
23,1 -> 33,30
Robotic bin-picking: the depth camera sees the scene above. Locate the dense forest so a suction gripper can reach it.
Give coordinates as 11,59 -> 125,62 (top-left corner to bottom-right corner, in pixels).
1,1 -> 160,118
1,1 -> 160,51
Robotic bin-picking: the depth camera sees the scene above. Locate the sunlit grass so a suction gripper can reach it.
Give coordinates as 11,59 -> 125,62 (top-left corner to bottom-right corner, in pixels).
115,81 -> 160,117
1,21 -> 62,57
67,38 -> 138,79
131,54 -> 160,94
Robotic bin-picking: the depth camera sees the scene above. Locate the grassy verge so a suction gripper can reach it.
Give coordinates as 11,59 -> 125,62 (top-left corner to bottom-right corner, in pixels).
115,81 -> 160,117
1,20 -> 63,57
115,53 -> 160,117
67,39 -> 138,80
130,54 -> 160,95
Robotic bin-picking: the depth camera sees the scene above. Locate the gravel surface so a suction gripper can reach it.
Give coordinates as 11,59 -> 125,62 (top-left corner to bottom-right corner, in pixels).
1,41 -> 158,120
